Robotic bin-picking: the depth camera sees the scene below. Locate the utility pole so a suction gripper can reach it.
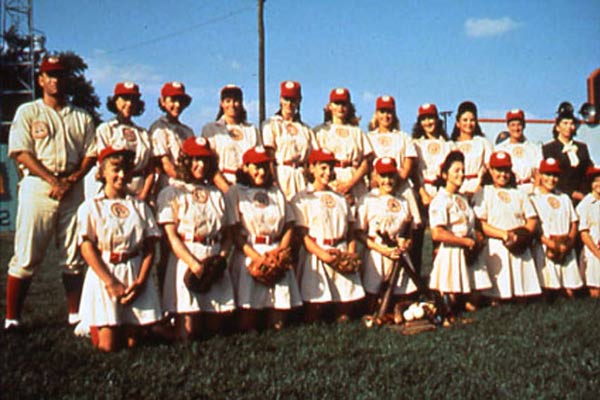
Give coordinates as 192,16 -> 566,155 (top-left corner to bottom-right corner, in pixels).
258,0 -> 265,125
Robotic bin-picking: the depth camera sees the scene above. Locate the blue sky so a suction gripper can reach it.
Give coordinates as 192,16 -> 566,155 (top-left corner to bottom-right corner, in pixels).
35,0 -> 600,137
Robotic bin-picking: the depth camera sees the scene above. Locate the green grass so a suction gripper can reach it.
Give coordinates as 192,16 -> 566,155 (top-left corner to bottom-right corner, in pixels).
1,234 -> 600,399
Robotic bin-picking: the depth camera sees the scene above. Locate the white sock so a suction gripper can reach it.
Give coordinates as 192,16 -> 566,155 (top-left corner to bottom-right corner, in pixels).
4,319 -> 20,329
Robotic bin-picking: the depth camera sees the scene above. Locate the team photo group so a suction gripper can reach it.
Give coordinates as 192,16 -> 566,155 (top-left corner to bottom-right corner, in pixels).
4,56 -> 600,352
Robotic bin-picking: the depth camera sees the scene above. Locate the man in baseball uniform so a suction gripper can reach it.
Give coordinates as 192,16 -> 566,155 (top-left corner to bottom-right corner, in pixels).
4,56 -> 97,330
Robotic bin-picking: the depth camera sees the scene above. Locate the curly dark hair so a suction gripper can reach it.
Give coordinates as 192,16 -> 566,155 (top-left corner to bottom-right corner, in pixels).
158,95 -> 191,113
323,102 -> 360,126
175,153 -> 218,185
412,115 -> 449,140
480,167 -> 517,188
106,95 -> 145,117
434,150 -> 465,187
235,162 -> 275,188
450,103 -> 484,140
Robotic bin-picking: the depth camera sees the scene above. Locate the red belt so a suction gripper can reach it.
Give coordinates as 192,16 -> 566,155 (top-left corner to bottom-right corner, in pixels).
179,233 -> 216,245
253,235 -> 276,245
423,178 -> 436,184
282,160 -> 303,167
517,178 -> 532,184
464,174 -> 478,179
222,168 -> 238,175
310,236 -> 343,246
335,160 -> 353,168
107,249 -> 140,264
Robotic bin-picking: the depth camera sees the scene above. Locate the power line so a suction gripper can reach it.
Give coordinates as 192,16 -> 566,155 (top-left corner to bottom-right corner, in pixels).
104,6 -> 254,54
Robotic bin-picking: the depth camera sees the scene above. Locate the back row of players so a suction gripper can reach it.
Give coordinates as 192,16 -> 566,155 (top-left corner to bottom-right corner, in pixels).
5,57 -> 600,351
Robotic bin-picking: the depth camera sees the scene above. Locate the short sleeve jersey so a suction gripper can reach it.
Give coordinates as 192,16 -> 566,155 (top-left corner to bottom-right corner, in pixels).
472,185 -> 537,230
429,188 -> 475,238
576,193 -> 600,243
149,115 -> 195,161
202,119 -> 260,175
453,136 -> 493,178
96,119 -> 153,173
530,191 -> 577,236
356,190 -> 412,240
413,137 -> 453,185
368,129 -> 417,168
8,99 -> 96,174
262,116 -> 316,165
495,140 -> 542,184
314,123 -> 373,166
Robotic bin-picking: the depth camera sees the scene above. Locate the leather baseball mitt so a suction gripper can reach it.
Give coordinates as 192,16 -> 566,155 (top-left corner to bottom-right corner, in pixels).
183,254 -> 227,294
247,247 -> 293,286
546,235 -> 571,264
327,248 -> 362,274
503,226 -> 533,255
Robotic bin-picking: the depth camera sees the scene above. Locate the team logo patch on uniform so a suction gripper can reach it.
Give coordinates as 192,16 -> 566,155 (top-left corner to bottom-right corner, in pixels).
122,128 -> 137,142
31,121 -> 49,139
335,127 -> 349,138
457,142 -> 471,154
512,146 -> 524,158
496,190 -> 511,203
321,193 -> 336,208
284,122 -> 298,136
455,196 -> 467,211
193,188 -> 208,204
547,196 -> 561,210
110,202 -> 130,218
387,198 -> 401,212
228,126 -> 243,141
377,135 -> 392,147
252,191 -> 269,208
427,141 -> 441,155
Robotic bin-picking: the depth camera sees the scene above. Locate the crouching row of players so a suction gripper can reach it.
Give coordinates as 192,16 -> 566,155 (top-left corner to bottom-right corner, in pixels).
78,139 -> 600,351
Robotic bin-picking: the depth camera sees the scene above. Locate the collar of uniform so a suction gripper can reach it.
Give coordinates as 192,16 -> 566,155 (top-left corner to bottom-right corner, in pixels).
94,190 -> 133,201
37,98 -> 73,115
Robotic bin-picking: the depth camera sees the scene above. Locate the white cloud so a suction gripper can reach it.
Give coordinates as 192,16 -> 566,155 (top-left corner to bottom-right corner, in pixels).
465,17 -> 521,38
362,91 -> 376,102
230,60 -> 242,70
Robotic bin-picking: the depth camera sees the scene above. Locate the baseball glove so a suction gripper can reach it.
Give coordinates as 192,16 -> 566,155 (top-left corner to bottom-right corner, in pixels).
247,247 -> 294,286
327,248 -> 362,274
546,235 -> 571,264
183,254 -> 227,294
503,226 -> 533,255
465,228 -> 485,265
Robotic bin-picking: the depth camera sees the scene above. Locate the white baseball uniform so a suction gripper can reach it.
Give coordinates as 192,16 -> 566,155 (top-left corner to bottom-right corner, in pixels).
7,99 -> 96,278
201,119 -> 260,184
291,184 -> 365,302
356,189 -> 417,295
472,185 -> 541,299
576,193 -> 600,287
413,137 -> 453,198
495,140 -> 542,194
314,122 -> 374,201
77,192 -> 162,327
368,129 -> 417,172
262,115 -> 317,200
96,119 -> 153,196
428,188 -> 492,293
530,191 -> 582,289
156,181 -> 235,313
225,184 -> 302,309
453,136 -> 493,195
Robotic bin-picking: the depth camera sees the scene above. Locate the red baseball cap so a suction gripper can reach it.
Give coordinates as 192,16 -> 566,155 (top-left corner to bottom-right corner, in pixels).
489,151 -> 512,169
506,109 -> 525,122
161,81 -> 191,101
114,82 -> 141,97
221,84 -> 243,100
39,56 -> 65,73
308,148 -> 336,164
374,157 -> 398,175
280,81 -> 302,100
242,146 -> 273,165
181,137 -> 213,158
98,145 -> 135,164
539,158 -> 561,174
586,165 -> 600,179
418,103 -> 438,118
329,88 -> 350,103
376,95 -> 395,110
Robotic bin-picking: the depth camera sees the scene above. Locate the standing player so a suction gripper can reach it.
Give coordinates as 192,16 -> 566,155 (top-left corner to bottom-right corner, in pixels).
262,81 -> 316,200
451,101 -> 493,200
576,166 -> 600,298
96,82 -> 154,201
201,85 -> 261,189
4,56 -> 97,329
495,109 -> 542,194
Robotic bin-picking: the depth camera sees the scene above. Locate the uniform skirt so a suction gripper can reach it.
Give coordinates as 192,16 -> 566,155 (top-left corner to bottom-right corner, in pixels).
362,250 -> 417,295
533,244 -> 583,289
429,244 -> 492,294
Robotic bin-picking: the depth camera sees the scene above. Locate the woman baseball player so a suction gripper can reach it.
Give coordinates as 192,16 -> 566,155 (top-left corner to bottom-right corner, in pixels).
472,151 -> 541,301
495,109 -> 542,194
77,146 -> 162,352
355,157 -> 417,314
201,85 -> 261,189
313,88 -> 373,204
291,148 -> 365,323
96,82 -> 154,201
451,101 -> 493,200
576,166 -> 600,298
226,146 -> 301,332
428,151 -> 491,314
530,158 -> 582,299
156,137 -> 235,340
262,80 -> 317,200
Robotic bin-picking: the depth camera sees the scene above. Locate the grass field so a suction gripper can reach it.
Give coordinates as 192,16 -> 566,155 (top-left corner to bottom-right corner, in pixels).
1,234 -> 600,399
